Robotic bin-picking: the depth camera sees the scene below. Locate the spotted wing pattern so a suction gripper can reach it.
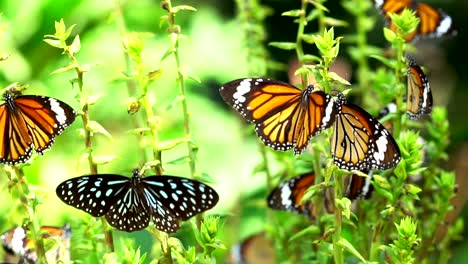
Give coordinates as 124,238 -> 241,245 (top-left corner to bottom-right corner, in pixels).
56,171 -> 219,233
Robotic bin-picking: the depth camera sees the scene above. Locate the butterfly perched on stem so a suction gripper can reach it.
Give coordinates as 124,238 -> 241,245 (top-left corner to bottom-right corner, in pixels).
219,78 -> 336,155
267,172 -> 373,219
56,169 -> 219,233
1,224 -> 71,264
331,94 -> 401,171
374,0 -> 456,42
407,57 -> 432,119
0,85 -> 76,164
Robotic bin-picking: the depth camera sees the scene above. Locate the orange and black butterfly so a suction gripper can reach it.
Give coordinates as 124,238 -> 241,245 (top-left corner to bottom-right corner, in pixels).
331,94 -> 401,171
226,233 -> 275,264
374,0 -> 456,42
267,172 -> 373,218
0,89 -> 76,164
219,78 -> 336,154
407,58 -> 432,119
1,224 -> 71,264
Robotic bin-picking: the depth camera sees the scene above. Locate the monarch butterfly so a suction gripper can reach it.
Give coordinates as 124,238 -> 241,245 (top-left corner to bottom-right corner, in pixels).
0,90 -> 76,165
267,172 -> 373,218
407,58 -> 432,119
374,0 -> 456,42
226,233 -> 275,264
331,94 -> 401,171
219,78 -> 336,155
1,224 -> 71,264
56,169 -> 219,233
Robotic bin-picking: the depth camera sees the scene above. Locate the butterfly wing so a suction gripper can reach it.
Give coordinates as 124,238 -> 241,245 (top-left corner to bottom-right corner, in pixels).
105,186 -> 151,232
344,171 -> 374,200
0,94 -> 34,164
331,94 -> 401,170
142,176 -> 219,233
56,175 -> 132,218
416,3 -> 455,39
374,0 -> 455,41
13,95 -> 76,153
267,173 -> 318,218
407,59 -> 432,119
220,78 -> 335,154
295,89 -> 336,154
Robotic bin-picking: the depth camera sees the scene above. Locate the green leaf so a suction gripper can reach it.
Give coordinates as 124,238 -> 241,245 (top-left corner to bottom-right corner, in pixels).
86,94 -> 104,105
93,155 -> 119,165
88,121 -> 113,141
268,42 -> 297,50
160,47 -> 175,62
181,66 -> 201,83
328,71 -> 350,85
50,63 -> 79,74
166,95 -> 185,111
158,138 -> 191,151
166,156 -> 189,165
126,127 -> 151,135
323,17 -> 349,27
43,39 -> 62,49
337,238 -> 366,262
172,5 -> 197,13
302,54 -> 322,63
289,225 -> 321,242
147,68 -> 163,82
383,27 -> 397,42
281,9 -> 304,17
301,33 -> 316,44
69,35 -> 81,55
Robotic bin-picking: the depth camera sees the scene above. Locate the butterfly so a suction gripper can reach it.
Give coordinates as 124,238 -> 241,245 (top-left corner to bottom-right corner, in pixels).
267,172 -> 373,218
331,93 -> 401,171
407,58 -> 432,119
0,89 -> 76,165
56,169 -> 219,233
374,0 -> 456,42
219,78 -> 336,155
226,233 -> 275,264
1,224 -> 71,264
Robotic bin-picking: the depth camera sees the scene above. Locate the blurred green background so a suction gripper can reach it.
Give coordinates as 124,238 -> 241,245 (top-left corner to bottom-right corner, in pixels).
0,0 -> 466,263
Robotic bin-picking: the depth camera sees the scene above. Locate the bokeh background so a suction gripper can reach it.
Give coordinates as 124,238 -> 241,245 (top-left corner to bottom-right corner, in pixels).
0,0 -> 466,263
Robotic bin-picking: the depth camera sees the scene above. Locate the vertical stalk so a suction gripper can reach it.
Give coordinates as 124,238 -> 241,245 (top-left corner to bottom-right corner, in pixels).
7,167 -> 47,263
332,172 -> 344,264
66,42 -> 115,252
295,0 -> 308,88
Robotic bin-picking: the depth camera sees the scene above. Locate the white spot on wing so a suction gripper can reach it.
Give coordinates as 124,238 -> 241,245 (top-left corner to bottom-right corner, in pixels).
49,98 -> 67,125
280,184 -> 293,208
233,79 -> 252,103
373,135 -> 389,162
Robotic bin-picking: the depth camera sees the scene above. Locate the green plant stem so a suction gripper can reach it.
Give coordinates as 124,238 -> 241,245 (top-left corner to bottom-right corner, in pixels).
296,0 -> 308,87
114,0 -> 147,161
165,1 -> 197,178
354,0 -> 370,90
10,167 -> 47,263
67,49 -> 115,252
332,172 -> 344,264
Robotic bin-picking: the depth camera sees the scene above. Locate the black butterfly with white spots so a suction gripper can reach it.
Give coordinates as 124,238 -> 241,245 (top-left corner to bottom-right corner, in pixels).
56,169 -> 219,233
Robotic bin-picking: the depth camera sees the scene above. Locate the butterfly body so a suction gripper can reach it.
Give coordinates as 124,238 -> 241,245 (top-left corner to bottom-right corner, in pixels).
220,78 -> 336,154
374,0 -> 456,41
0,92 -> 76,164
56,170 -> 219,233
331,94 -> 401,170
